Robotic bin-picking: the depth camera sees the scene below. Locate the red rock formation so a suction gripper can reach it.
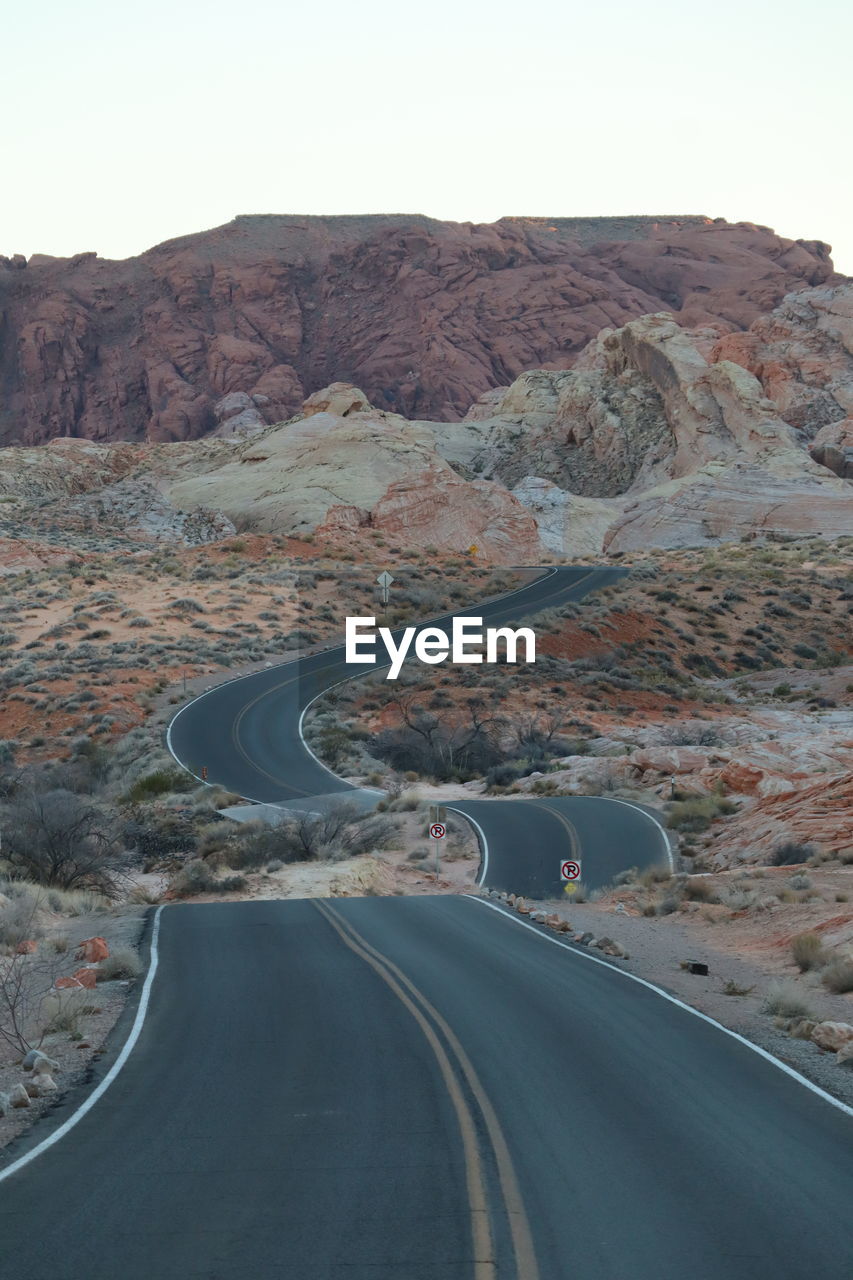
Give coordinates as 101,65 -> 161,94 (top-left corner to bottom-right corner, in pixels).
0,214 -> 838,446
711,772 -> 853,866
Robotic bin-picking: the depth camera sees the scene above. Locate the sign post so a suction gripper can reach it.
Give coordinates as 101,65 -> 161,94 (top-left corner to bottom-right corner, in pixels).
429,809 -> 447,878
377,570 -> 395,617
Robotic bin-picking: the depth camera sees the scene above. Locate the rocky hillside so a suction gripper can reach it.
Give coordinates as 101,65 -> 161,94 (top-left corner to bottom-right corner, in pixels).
0,214 -> 839,446
1,282 -> 851,564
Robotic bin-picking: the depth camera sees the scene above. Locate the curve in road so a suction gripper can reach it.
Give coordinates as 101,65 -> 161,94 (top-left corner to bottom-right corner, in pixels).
167,565 -> 670,895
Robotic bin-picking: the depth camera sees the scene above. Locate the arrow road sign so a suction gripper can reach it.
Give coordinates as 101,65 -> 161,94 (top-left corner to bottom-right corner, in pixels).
560,859 -> 581,882
430,823 -> 447,840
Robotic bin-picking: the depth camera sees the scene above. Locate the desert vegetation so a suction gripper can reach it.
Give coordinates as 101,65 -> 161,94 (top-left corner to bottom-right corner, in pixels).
0,534 -> 522,761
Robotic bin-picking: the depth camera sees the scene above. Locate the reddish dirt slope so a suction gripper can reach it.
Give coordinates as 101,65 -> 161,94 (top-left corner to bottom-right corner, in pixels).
0,214 -> 838,445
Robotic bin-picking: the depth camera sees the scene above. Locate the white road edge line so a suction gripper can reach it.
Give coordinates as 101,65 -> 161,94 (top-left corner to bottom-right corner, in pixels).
448,807 -> 490,887
0,906 -> 165,1185
465,896 -> 853,1121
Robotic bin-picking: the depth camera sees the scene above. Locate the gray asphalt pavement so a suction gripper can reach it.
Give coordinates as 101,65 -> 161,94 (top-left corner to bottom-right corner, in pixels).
2,896 -> 851,1279
450,796 -> 671,897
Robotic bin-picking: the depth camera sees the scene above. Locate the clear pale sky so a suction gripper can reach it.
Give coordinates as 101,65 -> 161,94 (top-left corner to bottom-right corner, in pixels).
3,0 -> 851,273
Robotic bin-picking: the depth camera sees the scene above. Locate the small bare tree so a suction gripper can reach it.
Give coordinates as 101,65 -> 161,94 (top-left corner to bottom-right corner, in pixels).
0,894 -> 67,1054
1,789 -> 120,893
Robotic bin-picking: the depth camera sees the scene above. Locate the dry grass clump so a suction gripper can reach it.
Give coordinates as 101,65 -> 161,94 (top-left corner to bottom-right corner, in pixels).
790,931 -> 827,972
666,794 -> 737,833
682,877 -> 719,903
97,949 -> 143,982
638,863 -> 673,889
41,989 -> 99,1037
43,886 -> 112,916
821,955 -> 853,994
125,884 -> 161,905
722,979 -> 755,996
762,980 -> 819,1022
719,885 -> 763,911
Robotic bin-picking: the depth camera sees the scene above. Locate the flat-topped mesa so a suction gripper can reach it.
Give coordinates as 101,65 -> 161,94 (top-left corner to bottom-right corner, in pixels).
0,213 -> 838,447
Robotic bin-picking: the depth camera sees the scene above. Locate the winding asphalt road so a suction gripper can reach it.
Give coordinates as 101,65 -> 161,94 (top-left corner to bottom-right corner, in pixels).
167,564 -> 667,895
2,896 -> 851,1279
3,566 -> 850,1279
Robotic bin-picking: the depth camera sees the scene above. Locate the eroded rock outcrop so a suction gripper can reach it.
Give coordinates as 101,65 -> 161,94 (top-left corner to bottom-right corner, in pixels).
167,395 -> 541,562
436,297 -> 853,554
2,281 -> 851,561
811,419 -> 853,479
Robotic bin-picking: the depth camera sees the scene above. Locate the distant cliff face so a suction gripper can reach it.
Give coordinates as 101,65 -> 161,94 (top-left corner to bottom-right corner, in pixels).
0,213 -> 838,446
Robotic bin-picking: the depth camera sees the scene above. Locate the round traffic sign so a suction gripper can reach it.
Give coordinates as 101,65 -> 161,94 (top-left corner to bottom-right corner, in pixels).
560,860 -> 581,881
429,822 -> 447,840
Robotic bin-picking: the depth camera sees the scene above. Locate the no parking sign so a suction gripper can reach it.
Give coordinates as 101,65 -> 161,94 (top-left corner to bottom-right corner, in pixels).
560,860 -> 581,882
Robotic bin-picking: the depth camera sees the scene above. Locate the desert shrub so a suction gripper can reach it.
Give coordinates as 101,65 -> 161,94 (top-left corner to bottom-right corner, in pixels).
126,769 -> 195,803
639,863 -> 673,888
123,809 -> 197,861
44,886 -> 111,915
0,790 -> 120,892
682,877 -> 719,903
97,949 -> 142,981
791,932 -> 826,972
169,860 -> 247,898
769,841 -> 816,866
787,873 -> 812,891
370,696 -> 504,782
126,883 -> 162,905
821,956 -> 853,994
485,762 -> 533,789
720,886 -> 761,911
230,805 -> 397,868
667,794 -> 736,832
762,980 -> 818,1021
659,725 -> 721,747
169,598 -> 206,614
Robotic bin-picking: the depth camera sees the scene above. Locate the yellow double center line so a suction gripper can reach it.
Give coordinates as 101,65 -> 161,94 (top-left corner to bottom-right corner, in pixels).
314,901 -> 540,1280
530,800 -> 581,861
